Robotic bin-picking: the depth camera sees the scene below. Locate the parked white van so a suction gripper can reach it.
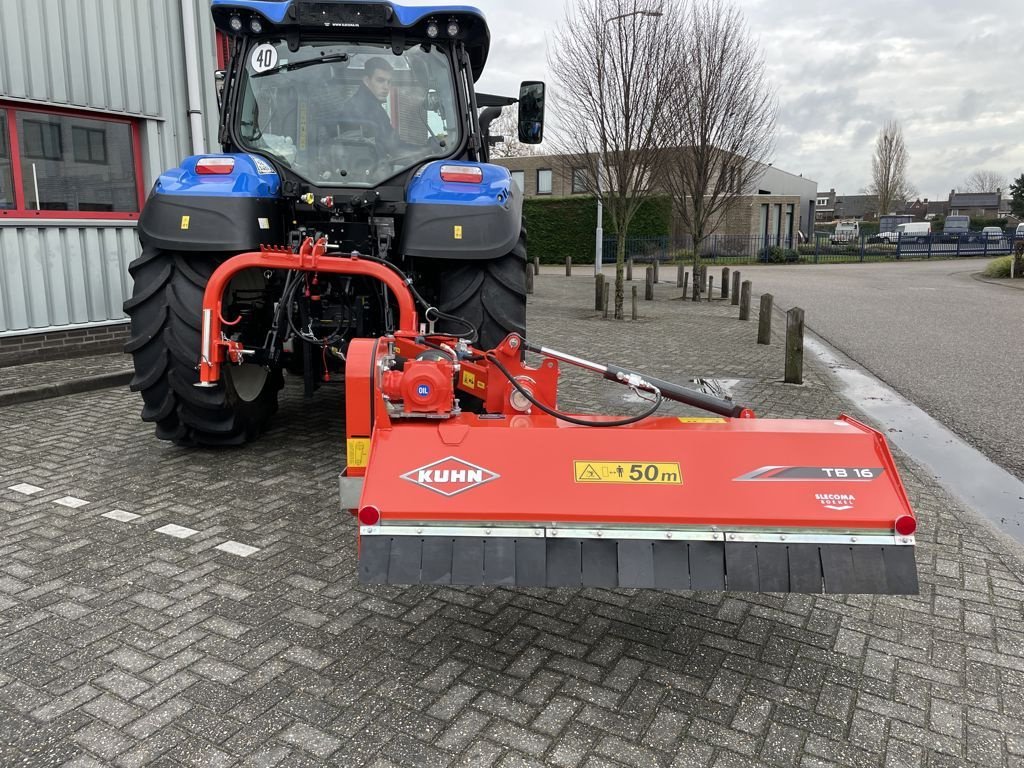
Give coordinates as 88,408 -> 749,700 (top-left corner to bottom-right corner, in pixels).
830,221 -> 860,243
877,222 -> 930,243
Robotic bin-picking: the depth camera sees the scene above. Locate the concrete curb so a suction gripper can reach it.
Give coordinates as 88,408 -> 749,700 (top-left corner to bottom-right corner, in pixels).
971,271 -> 1024,290
0,370 -> 133,407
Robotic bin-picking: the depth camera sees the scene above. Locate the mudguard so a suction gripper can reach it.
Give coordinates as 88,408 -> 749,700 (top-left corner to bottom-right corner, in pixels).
401,161 -> 522,260
137,154 -> 285,252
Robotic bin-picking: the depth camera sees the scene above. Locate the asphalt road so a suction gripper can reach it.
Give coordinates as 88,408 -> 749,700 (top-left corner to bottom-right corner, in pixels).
731,257 -> 1024,481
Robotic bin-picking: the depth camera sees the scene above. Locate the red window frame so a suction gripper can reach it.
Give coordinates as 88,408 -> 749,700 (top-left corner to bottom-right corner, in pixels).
0,101 -> 144,221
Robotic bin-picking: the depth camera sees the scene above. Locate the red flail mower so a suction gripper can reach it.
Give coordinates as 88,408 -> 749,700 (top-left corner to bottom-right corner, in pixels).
199,239 -> 918,594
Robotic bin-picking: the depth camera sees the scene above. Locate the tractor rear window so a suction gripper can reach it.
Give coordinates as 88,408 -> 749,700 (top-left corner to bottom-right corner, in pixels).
237,41 -> 460,187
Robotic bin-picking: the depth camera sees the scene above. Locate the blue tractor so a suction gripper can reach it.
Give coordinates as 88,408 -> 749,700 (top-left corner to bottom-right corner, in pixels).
125,0 -> 544,445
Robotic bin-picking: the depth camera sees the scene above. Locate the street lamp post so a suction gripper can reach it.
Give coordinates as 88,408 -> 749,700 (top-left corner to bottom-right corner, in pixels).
594,8 -> 663,277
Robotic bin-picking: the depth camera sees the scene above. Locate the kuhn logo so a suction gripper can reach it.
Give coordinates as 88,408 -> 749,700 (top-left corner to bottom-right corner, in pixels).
401,456 -> 499,497
816,493 -> 856,511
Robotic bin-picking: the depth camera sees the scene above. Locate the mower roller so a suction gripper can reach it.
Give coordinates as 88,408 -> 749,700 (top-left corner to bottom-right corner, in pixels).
198,238 -> 919,595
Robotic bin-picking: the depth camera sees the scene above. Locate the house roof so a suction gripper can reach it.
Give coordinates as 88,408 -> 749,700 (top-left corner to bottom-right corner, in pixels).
949,192 -> 1000,208
833,194 -> 877,219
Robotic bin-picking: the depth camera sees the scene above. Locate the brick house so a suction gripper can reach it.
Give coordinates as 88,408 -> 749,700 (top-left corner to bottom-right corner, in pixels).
947,190 -> 1001,217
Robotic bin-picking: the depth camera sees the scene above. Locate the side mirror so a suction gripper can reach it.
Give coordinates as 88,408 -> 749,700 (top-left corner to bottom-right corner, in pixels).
518,81 -> 545,144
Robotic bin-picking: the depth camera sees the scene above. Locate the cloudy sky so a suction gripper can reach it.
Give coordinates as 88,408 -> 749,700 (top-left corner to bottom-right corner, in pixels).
414,0 -> 1024,200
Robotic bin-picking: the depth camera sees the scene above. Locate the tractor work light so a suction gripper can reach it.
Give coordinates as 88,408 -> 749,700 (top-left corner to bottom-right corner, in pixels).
447,21 -> 459,36
440,164 -> 483,183
229,14 -> 243,32
196,157 -> 235,175
249,17 -> 263,34
426,22 -> 439,38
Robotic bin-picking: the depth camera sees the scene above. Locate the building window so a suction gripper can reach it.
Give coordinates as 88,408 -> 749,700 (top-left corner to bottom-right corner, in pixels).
0,113 -> 12,211
537,168 -> 552,195
817,197 -> 829,207
72,126 -> 108,165
571,167 -> 589,194
23,119 -> 63,160
1,103 -> 142,218
510,170 -> 524,194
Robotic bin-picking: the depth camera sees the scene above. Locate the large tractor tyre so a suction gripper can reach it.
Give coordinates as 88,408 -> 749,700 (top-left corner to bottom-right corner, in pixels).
436,229 -> 527,351
124,247 -> 283,447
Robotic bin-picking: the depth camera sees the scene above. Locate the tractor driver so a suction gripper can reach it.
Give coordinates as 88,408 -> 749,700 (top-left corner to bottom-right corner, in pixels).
342,57 -> 412,159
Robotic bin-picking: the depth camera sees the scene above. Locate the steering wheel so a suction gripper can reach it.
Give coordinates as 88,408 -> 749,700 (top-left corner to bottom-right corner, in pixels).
323,135 -> 380,180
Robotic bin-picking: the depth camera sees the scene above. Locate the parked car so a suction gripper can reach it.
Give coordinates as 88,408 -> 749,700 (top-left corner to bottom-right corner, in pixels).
871,222 -> 930,244
1015,223 -> 1024,240
981,226 -> 1003,242
830,221 -> 860,244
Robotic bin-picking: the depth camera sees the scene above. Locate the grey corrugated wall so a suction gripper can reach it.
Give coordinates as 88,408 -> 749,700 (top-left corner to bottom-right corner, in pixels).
0,0 -> 221,334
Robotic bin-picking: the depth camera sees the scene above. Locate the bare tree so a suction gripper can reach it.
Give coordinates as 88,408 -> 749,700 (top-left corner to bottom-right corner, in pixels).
868,120 -> 915,214
961,169 -> 1006,193
487,108 -> 537,159
550,0 -> 681,319
656,0 -> 777,275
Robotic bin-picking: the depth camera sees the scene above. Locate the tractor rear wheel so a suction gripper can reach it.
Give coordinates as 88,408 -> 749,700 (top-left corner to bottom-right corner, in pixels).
436,228 -> 527,350
124,247 -> 283,446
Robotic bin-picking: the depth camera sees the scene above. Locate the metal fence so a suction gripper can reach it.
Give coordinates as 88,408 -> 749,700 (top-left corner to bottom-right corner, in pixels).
600,232 -> 1018,265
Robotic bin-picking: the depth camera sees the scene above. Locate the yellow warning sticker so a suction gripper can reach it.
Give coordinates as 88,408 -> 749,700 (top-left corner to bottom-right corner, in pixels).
347,438 -> 371,468
454,225 -> 463,240
180,215 -> 190,230
462,370 -> 476,389
677,417 -> 726,423
574,461 -> 682,485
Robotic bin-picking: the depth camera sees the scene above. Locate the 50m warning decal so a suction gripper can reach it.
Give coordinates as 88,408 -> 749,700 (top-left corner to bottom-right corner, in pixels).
574,461 -> 682,485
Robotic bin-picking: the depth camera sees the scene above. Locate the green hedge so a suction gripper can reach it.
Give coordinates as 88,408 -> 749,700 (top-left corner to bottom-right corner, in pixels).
524,195 -> 672,263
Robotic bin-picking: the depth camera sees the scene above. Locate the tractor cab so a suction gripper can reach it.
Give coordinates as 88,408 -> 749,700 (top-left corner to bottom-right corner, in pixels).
211,1 -> 540,195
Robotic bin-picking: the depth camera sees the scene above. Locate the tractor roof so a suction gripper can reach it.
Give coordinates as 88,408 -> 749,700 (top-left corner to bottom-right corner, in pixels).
211,0 -> 490,77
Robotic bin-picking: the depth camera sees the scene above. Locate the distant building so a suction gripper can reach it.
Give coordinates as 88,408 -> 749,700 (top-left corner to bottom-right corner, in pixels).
906,199 -> 929,220
814,188 -> 836,222
948,190 -> 1002,217
494,152 -> 818,243
833,194 -> 878,221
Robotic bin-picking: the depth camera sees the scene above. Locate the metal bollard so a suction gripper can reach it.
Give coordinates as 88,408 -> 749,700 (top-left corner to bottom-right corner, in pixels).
653,259 -> 660,284
526,264 -> 534,295
721,267 -> 730,299
739,280 -> 752,320
645,266 -> 655,300
731,270 -> 741,305
682,271 -> 689,300
631,285 -> 638,319
565,256 -> 572,276
757,293 -> 773,344
676,262 -> 685,288
533,257 -> 540,276
595,274 -> 605,311
707,276 -> 714,302
785,307 -> 805,384
627,258 -> 633,282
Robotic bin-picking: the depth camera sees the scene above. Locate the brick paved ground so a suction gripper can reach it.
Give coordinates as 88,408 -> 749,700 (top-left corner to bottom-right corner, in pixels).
0,353 -> 133,392
1,270 -> 1023,767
